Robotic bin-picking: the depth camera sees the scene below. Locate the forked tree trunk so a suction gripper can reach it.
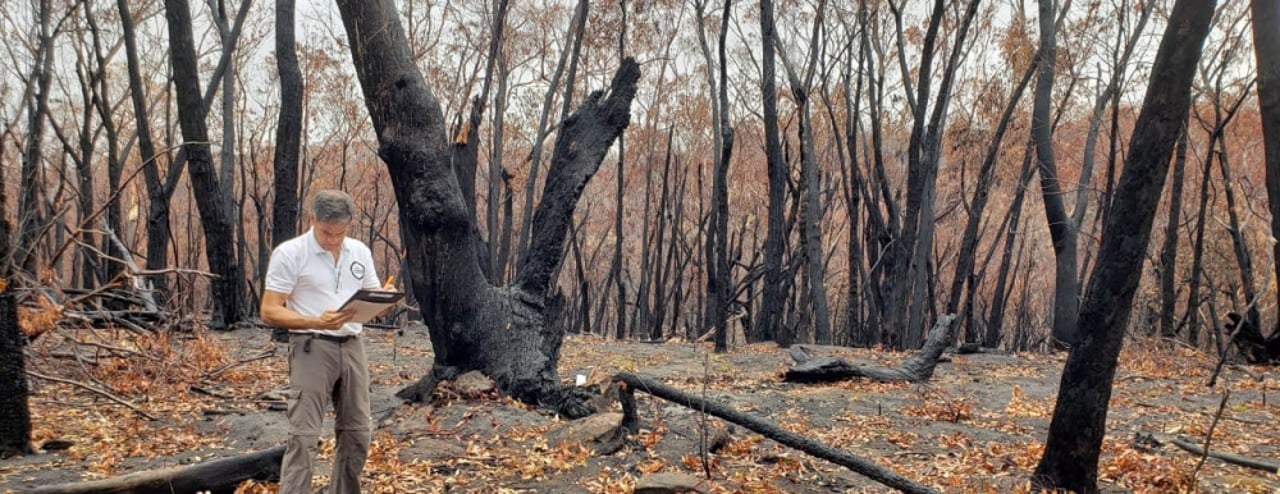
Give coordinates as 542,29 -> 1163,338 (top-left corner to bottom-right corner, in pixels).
1032,0 -> 1079,348
119,0 -> 176,299
164,0 -> 248,329
945,54 -> 1037,338
86,10 -> 128,288
1032,0 -> 1214,487
16,0 -> 54,276
333,0 -> 638,417
775,0 -> 832,346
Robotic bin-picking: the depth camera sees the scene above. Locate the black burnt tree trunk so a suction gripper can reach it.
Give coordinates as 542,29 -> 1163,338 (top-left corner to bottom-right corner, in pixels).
164,0 -> 248,328
333,0 -> 638,417
1253,0 -> 1280,361
0,112 -> 32,456
1031,0 -> 1215,488
271,0 -> 303,248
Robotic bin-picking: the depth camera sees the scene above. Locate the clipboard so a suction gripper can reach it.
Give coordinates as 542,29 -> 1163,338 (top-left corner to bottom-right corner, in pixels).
337,289 -> 405,324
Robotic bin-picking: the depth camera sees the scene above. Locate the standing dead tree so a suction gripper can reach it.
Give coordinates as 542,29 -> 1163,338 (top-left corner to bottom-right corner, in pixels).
1031,0 -> 1217,487
333,0 -> 639,417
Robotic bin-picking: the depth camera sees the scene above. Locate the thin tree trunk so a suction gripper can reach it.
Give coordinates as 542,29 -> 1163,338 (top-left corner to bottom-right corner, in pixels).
649,132 -> 675,341
985,141 -> 1037,348
775,0 -> 832,346
515,0 -> 587,269
1183,138 -> 1215,347
712,0 -> 732,352
16,0 -> 54,275
831,26 -> 867,346
489,43 -> 510,283
73,54 -> 100,289
634,138 -> 655,338
945,54 -> 1037,335
694,0 -> 722,348
118,0 -> 175,299
1159,127 -> 1189,337
271,0 -> 302,248
1216,129 -> 1268,360
611,0 -> 628,341
86,5 -> 127,288
756,0 -> 787,344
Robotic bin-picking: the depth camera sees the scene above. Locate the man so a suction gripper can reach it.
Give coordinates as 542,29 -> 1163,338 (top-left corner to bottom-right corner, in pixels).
261,190 -> 383,493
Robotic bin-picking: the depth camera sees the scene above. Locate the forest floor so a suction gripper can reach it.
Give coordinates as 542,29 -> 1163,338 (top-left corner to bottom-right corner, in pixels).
0,324 -> 1277,493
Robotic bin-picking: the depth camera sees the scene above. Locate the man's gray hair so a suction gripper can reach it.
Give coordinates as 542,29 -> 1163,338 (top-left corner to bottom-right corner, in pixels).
311,189 -> 355,223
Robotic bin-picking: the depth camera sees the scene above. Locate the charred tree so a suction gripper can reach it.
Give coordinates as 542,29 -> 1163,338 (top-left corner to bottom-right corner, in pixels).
610,0 -> 629,341
118,0 -> 177,299
1031,0 -> 1215,487
1159,127 -> 1189,337
271,0 -> 303,248
333,0 -> 639,417
1031,0 -> 1079,348
1254,0 -> 1280,348
15,0 -> 54,275
775,0 -> 832,346
755,0 -> 788,344
711,0 -> 733,352
0,107 -> 32,457
85,5 -> 128,289
164,0 -> 249,328
945,53 -> 1037,342
1183,136 -> 1213,347
883,0 -> 978,348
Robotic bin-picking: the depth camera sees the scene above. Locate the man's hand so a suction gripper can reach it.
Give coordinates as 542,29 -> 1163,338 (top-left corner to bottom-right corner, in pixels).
376,276 -> 398,318
316,309 -> 356,330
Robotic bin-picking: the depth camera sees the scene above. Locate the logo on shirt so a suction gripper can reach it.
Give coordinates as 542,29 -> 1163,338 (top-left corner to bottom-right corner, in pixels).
350,261 -> 367,280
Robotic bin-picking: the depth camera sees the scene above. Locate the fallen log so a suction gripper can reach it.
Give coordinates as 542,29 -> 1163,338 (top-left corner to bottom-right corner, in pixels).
614,372 -> 938,494
25,445 -> 285,494
1171,436 -> 1280,474
784,314 -> 956,383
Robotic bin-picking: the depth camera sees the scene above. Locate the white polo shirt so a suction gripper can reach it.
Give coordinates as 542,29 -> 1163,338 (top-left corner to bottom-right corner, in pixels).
264,228 -> 381,337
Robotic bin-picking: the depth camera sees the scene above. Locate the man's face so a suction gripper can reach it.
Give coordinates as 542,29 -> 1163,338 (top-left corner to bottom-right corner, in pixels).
314,219 -> 351,251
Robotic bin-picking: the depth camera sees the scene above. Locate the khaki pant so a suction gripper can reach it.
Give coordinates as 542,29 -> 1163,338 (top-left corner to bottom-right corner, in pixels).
280,333 -> 371,494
